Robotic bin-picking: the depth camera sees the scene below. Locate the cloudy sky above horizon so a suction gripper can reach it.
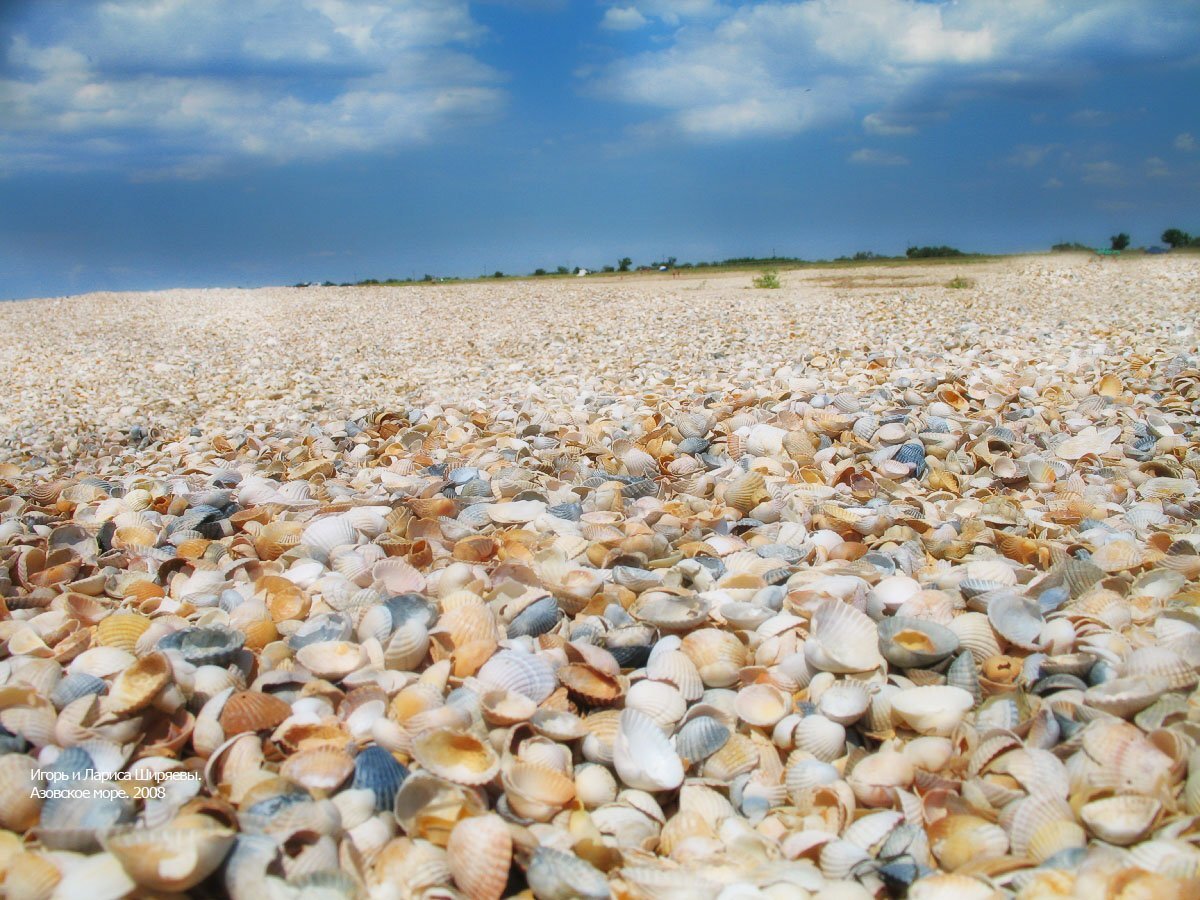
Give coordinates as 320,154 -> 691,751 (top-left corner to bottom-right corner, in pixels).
2,0 -> 1198,298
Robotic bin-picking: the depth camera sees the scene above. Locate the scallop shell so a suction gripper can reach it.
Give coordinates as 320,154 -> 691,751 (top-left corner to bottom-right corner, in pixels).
353,745 -> 410,812
792,714 -> 846,762
447,812 -> 512,900
614,708 -> 684,792
412,729 -> 501,786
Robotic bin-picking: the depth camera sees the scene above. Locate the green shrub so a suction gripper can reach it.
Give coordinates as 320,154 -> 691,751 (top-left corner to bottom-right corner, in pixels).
945,275 -> 975,289
753,269 -> 781,289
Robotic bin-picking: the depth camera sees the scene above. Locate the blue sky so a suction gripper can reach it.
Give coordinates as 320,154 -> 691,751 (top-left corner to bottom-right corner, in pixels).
1,0 -> 1198,298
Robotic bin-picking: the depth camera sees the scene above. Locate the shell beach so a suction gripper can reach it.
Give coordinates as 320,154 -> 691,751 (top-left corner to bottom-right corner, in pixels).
1,254 -> 1199,898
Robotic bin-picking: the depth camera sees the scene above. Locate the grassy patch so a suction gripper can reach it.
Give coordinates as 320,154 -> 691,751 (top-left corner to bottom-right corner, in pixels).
753,269 -> 781,289
945,275 -> 975,289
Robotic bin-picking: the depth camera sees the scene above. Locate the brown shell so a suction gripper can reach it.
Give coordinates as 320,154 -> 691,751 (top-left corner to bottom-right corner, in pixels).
219,690 -> 292,735
558,663 -> 627,706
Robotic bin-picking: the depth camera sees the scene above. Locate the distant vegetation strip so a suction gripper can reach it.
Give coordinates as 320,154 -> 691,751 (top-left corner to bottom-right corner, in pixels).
296,230 -> 1199,287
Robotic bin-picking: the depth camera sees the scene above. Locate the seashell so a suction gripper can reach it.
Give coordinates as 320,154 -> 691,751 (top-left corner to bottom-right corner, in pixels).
280,745 -> 356,793
6,851 -> 64,899
559,663 -> 627,706
945,652 -> 981,704
447,812 -> 512,900
878,616 -> 959,668
575,762 -> 619,809
50,672 -> 108,709
680,628 -> 747,687
805,599 -> 884,673
614,708 -> 684,792
674,714 -> 730,764
1026,819 -> 1087,864
985,593 -> 1043,651
1120,646 -> 1197,691
476,650 -> 557,703
1079,794 -> 1161,845
412,728 -> 501,785
1084,675 -> 1170,719
890,686 -> 974,736
296,640 -> 368,681
947,612 -> 1000,663
95,612 -> 151,652
103,815 -> 236,892
630,590 -> 711,632
792,714 -> 846,762
646,649 -> 704,701
928,814 -> 1009,871
734,683 -> 793,728
353,745 -> 410,812
817,680 -> 871,725
506,595 -> 562,639
724,471 -> 767,514
526,847 -> 610,900
220,690 -> 292,734
156,625 -> 245,667
302,515 -> 358,561
501,760 -> 576,821
102,651 -> 170,719
626,679 -> 688,727
393,772 -> 488,847
0,754 -> 42,832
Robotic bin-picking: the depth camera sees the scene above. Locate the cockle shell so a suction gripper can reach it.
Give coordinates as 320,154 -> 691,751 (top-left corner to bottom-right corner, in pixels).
447,813 -> 511,900
412,729 -> 501,785
614,708 -> 684,792
890,686 -> 974,736
103,815 -> 236,892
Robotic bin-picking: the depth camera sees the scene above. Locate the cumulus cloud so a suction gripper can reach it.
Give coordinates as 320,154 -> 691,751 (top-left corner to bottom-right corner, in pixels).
1176,133 -> 1198,152
587,0 -> 1200,141
601,7 -> 650,30
0,0 -> 506,176
850,148 -> 909,166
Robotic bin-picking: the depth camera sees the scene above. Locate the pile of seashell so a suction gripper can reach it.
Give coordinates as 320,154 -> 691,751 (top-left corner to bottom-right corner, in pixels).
1,257 -> 1199,898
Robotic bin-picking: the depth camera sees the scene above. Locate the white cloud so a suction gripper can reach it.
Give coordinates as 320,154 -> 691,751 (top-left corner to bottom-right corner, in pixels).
862,113 -> 916,136
602,7 -> 650,30
1043,177 -> 1063,189
609,1 -> 727,27
0,0 -> 505,176
850,148 -> 909,166
588,0 -> 1200,141
1176,133 -> 1198,152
